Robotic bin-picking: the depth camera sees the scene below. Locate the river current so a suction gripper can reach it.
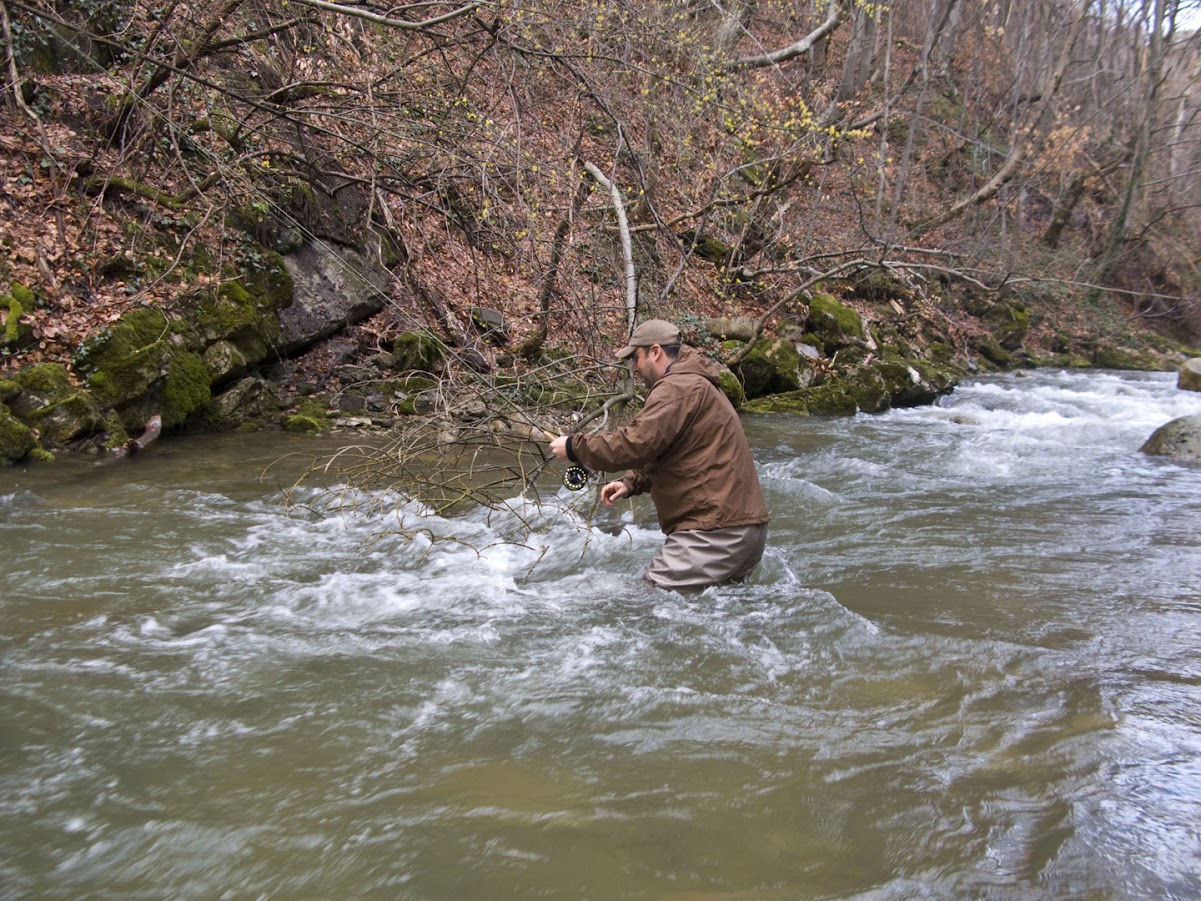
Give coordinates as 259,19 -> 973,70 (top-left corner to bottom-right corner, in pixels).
2,369 -> 1200,899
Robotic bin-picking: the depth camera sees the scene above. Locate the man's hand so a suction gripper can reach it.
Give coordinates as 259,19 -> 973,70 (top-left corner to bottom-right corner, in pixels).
599,480 -> 630,507
548,434 -> 569,460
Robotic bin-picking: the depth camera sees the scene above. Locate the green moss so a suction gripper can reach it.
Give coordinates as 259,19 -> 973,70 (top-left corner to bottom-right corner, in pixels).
723,340 -> 771,398
241,251 -> 293,310
10,283 -> 35,306
101,411 -> 130,449
73,308 -> 178,406
162,352 -> 212,426
717,368 -> 745,408
927,341 -> 956,364
3,294 -> 22,344
808,294 -> 865,347
742,384 -> 859,416
975,337 -> 1012,369
803,384 -> 861,416
14,360 -> 72,395
1093,346 -> 1161,371
760,338 -> 803,393
0,404 -> 36,463
190,255 -> 291,362
283,414 -> 329,433
11,362 -> 105,443
393,331 -> 445,373
843,366 -> 890,414
741,393 -> 811,415
983,301 -> 1031,350
28,447 -> 55,463
283,399 -> 331,433
0,378 -> 19,402
910,359 -> 964,394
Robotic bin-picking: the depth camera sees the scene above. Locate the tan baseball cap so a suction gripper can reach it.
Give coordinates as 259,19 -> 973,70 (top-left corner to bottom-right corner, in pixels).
615,319 -> 682,359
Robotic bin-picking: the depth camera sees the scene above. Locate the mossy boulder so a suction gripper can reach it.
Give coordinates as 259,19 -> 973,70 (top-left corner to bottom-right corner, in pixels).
982,301 -> 1031,350
1092,345 -> 1161,371
207,376 -> 281,430
72,307 -> 212,430
742,384 -> 859,416
283,399 -> 332,433
716,366 -> 746,409
806,293 -> 865,351
0,403 -> 37,464
74,307 -> 182,408
724,338 -> 802,399
974,336 -> 1012,369
870,359 -> 956,408
1140,415 -> 1201,463
162,351 -> 213,425
1180,358 -> 1201,392
0,377 -> 20,404
393,330 -> 445,374
190,258 -> 292,370
203,339 -> 251,384
8,362 -> 106,444
843,365 -> 891,414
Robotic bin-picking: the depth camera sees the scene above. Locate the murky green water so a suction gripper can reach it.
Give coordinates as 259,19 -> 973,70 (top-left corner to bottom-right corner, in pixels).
3,370 -> 1200,899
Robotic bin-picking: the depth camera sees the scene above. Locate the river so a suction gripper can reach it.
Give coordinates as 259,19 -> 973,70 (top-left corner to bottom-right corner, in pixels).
2,369 -> 1200,899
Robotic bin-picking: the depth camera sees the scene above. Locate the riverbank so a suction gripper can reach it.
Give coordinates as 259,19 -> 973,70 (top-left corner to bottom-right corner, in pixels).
3,267 -> 1200,467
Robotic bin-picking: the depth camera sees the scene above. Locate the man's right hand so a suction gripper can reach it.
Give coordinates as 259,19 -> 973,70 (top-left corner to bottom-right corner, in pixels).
600,480 -> 630,507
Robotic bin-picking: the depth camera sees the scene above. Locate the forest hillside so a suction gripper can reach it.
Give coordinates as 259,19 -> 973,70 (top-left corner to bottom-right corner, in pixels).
2,0 -> 1201,455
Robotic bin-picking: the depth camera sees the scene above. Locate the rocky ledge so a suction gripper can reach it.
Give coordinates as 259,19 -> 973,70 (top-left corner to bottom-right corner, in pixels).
3,237 -> 1200,466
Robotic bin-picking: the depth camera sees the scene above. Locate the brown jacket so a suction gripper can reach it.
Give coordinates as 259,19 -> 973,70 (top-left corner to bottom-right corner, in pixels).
568,345 -> 769,535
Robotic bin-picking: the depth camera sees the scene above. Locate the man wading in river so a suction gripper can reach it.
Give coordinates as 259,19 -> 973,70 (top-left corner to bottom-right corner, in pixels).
549,319 -> 770,591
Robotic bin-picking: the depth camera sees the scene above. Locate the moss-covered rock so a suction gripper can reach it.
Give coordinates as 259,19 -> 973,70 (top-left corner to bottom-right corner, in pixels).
203,339 -> 250,384
724,337 -> 802,398
843,365 -> 891,414
207,376 -> 280,430
742,384 -> 859,416
0,403 -> 37,464
8,362 -> 106,444
73,307 -> 181,408
760,338 -> 803,393
716,366 -> 746,409
974,337 -> 1012,369
1092,346 -> 1161,371
741,392 -> 811,416
162,352 -> 212,426
0,377 -> 19,404
983,301 -> 1031,350
283,399 -> 332,433
807,293 -> 865,351
190,257 -> 291,368
393,330 -> 445,374
72,306 -> 216,430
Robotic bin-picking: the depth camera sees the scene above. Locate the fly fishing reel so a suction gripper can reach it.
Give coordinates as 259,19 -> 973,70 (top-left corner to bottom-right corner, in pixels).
562,465 -> 591,492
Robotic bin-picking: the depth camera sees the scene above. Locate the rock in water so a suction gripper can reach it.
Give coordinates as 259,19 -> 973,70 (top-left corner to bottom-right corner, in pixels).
1139,415 -> 1201,463
1179,358 -> 1201,393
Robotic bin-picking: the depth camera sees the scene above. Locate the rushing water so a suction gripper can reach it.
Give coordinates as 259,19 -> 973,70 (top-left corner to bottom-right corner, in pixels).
2,369 -> 1200,899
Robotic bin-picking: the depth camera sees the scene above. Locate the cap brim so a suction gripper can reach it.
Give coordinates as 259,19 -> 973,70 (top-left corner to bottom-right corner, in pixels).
615,345 -> 638,360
